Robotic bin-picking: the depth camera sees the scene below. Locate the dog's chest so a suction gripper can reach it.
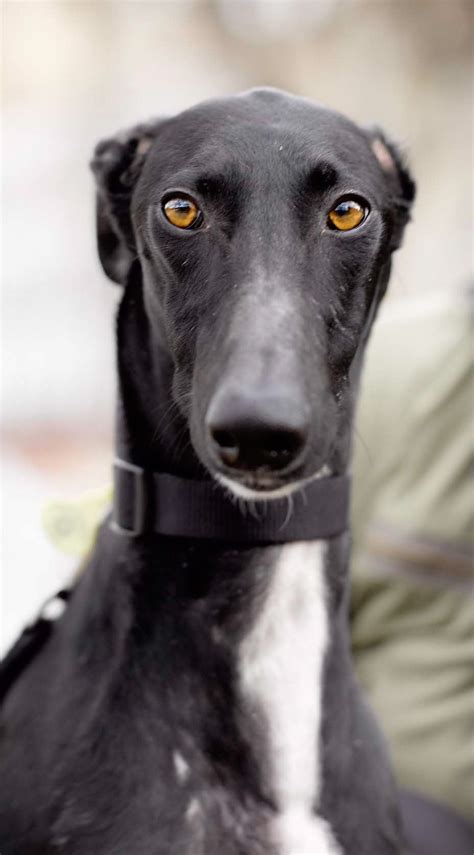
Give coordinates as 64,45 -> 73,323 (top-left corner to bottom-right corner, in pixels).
26,542 -> 343,855
238,541 -> 341,855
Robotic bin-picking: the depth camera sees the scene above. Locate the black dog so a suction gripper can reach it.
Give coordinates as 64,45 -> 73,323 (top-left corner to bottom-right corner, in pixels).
0,89 -> 414,855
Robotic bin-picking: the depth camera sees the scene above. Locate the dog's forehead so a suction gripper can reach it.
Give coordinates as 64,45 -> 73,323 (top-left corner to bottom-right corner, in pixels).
144,91 -> 375,183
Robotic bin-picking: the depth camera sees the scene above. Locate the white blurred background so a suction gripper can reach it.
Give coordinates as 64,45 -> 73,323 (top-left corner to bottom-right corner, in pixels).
2,0 -> 472,649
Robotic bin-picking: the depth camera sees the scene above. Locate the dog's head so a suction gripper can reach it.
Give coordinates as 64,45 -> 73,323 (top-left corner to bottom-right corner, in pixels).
91,89 -> 415,500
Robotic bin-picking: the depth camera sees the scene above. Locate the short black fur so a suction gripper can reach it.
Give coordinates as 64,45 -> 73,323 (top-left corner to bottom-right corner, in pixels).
0,89 -> 415,855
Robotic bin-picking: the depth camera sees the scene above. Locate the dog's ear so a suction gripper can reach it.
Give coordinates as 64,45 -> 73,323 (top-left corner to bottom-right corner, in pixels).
90,121 -> 163,285
366,126 -> 416,250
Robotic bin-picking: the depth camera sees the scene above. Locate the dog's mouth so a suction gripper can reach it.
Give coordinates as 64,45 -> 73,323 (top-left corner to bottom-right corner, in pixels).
214,465 -> 330,502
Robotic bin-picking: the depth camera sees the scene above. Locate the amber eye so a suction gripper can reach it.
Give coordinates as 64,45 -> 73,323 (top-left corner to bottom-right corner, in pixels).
327,199 -> 368,232
163,196 -> 202,230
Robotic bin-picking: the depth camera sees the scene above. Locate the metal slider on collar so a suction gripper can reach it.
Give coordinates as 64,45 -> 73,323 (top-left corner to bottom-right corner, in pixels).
111,458 -> 147,537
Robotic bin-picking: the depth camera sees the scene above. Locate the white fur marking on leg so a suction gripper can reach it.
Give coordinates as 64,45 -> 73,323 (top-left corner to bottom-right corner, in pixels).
239,541 -> 341,855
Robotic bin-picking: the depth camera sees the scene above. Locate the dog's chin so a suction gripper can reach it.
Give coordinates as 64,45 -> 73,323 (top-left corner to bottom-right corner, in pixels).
215,466 -> 330,502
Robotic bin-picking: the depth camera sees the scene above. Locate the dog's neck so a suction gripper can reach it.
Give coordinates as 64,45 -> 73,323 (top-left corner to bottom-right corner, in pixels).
109,277 -> 352,849
112,275 -> 352,610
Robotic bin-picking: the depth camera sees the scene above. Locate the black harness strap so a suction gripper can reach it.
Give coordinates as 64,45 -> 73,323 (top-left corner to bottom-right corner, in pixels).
0,590 -> 69,704
111,459 -> 351,542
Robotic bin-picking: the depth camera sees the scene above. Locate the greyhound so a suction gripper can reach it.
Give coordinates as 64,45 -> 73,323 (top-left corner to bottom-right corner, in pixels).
0,88 -> 415,855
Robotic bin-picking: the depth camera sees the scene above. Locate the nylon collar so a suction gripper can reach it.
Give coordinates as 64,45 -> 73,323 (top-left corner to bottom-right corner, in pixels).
111,458 -> 350,543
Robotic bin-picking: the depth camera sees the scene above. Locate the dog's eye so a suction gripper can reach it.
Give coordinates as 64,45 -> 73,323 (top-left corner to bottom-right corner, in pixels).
328,199 -> 368,231
162,196 -> 202,230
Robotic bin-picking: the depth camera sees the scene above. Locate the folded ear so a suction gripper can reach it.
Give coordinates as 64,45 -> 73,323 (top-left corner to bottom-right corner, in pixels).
90,120 -> 163,285
366,126 -> 416,250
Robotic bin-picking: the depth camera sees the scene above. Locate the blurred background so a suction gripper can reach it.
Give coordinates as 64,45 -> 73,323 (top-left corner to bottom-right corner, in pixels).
2,0 -> 472,640
2,0 -> 473,638
2,0 -> 472,644
1,0 -> 473,837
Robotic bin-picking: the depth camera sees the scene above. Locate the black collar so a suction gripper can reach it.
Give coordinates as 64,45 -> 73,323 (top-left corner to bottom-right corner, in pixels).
112,458 -> 350,543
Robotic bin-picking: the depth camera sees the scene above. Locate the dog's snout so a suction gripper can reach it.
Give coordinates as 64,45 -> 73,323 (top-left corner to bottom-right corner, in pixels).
206,387 -> 309,474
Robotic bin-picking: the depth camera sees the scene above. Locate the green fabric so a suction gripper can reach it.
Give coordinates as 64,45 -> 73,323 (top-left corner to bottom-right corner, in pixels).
351,577 -> 474,820
351,293 -> 474,820
351,295 -> 473,551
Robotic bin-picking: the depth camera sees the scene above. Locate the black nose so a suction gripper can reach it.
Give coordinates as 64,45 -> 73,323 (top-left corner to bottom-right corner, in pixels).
206,388 -> 309,473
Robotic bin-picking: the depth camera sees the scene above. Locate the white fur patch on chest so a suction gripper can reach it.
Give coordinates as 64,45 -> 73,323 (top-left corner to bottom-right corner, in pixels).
239,541 -> 341,855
